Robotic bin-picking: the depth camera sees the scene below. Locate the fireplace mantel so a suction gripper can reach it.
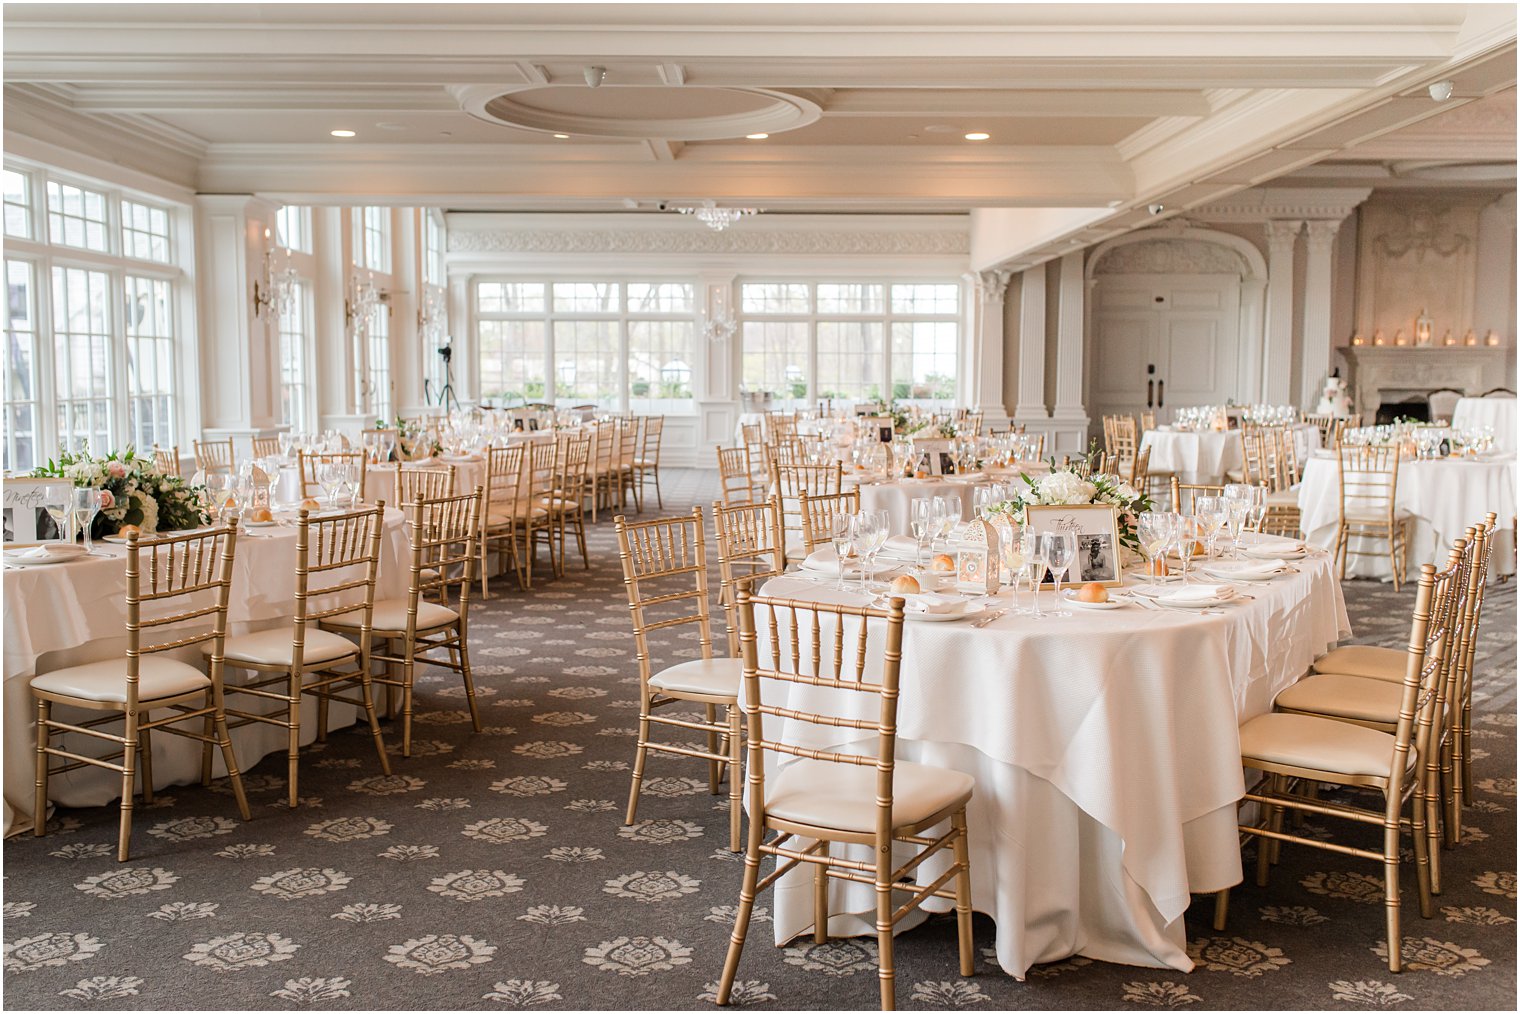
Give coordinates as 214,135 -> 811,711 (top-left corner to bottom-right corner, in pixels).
1338,346 -> 1510,419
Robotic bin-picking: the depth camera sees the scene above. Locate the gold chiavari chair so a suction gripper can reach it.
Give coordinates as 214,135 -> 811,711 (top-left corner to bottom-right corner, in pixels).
616,416 -> 642,513
1218,556 -> 1459,972
711,497 -> 787,659
1259,428 -> 1303,537
1334,443 -> 1411,590
1302,412 -> 1337,449
1169,477 -> 1224,517
717,590 -> 975,1010
798,488 -> 862,554
297,450 -> 368,502
717,445 -> 757,506
769,461 -> 843,563
589,424 -> 619,522
769,438 -> 809,468
480,443 -> 527,597
152,444 -> 182,477
251,436 -> 281,459
216,504 -> 391,808
615,508 -> 744,852
521,439 -> 561,583
1227,427 -> 1265,485
324,489 -> 483,757
766,412 -> 798,443
1140,410 -> 1157,432
193,438 -> 235,475
32,525 -> 251,861
634,414 -> 665,510
739,422 -> 768,494
549,431 -> 593,572
395,465 -> 456,508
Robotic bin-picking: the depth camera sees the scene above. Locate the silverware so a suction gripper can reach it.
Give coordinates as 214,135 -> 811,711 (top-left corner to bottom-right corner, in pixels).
971,608 -> 1007,628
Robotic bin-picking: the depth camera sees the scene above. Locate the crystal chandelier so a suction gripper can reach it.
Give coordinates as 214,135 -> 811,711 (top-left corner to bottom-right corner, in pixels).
703,285 -> 738,344
253,229 -> 301,321
345,270 -> 382,340
678,200 -> 760,232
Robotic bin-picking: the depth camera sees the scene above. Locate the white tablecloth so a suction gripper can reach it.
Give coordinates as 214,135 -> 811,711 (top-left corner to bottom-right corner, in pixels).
850,476 -> 981,537
1297,453 -> 1518,579
1452,397 -> 1517,454
363,456 -> 489,504
753,542 -> 1348,978
1143,426 -> 1320,485
2,512 -> 410,836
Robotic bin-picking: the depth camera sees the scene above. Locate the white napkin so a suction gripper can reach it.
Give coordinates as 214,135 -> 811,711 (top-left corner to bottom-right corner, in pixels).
801,548 -> 850,577
900,592 -> 966,615
1243,541 -> 1303,559
1205,559 -> 1285,579
880,535 -> 921,560
1160,583 -> 1231,604
15,543 -> 88,561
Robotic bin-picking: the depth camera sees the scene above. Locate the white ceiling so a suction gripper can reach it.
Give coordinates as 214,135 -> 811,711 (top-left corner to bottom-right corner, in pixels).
3,3 -> 1515,267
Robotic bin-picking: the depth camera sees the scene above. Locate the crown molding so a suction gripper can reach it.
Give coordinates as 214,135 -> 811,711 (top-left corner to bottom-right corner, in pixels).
1192,186 -> 1375,223
449,227 -> 969,257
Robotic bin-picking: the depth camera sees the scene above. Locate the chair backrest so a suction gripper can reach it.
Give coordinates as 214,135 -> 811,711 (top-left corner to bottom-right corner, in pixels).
251,436 -> 280,459
1109,416 -> 1138,460
766,413 -> 798,442
405,488 -> 481,621
591,424 -> 617,474
798,488 -> 862,553
1481,387 -> 1515,398
1125,444 -> 1151,487
711,497 -> 787,657
1337,443 -> 1401,523
1169,477 -> 1225,516
124,524 -> 240,706
716,445 -> 755,506
193,438 -> 235,475
735,589 -> 907,836
525,440 -> 558,500
152,445 -> 182,477
770,439 -> 808,468
298,450 -> 367,500
1302,412 -> 1336,448
556,431 -> 593,502
614,508 -> 716,684
769,461 -> 843,557
1453,513 -> 1499,716
1385,559 -> 1460,807
483,444 -> 526,521
640,415 -> 664,460
292,503 -> 385,668
1140,411 -> 1157,432
616,417 -> 640,468
395,465 -> 455,507
1427,388 -> 1463,420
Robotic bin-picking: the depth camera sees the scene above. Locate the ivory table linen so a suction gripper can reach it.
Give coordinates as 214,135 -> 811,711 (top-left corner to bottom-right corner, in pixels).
1451,396 -> 1517,454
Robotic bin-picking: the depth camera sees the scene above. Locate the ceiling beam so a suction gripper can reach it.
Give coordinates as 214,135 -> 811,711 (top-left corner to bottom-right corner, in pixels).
821,88 -> 1211,118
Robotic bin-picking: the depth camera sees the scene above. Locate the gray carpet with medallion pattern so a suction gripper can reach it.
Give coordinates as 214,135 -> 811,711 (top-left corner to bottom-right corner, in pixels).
3,469 -> 1515,1010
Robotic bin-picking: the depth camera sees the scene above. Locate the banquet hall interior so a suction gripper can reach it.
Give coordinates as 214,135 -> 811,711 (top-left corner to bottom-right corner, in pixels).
1,3 -> 1517,1011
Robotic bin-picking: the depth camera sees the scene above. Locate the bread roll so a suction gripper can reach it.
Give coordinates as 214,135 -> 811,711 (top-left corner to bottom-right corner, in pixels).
299,497 -> 322,512
118,523 -> 141,539
889,574 -> 921,595
248,506 -> 273,523
1149,557 -> 1170,577
931,553 -> 956,574
1076,582 -> 1108,603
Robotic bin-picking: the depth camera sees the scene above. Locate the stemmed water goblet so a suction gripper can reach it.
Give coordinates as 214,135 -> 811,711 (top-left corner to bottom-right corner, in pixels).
1245,486 -> 1267,543
830,513 -> 855,592
72,487 -> 106,555
1194,495 -> 1226,560
1022,531 -> 1048,619
1042,531 -> 1078,615
858,509 -> 890,591
1223,484 -> 1253,559
996,517 -> 1024,612
1171,514 -> 1200,585
939,495 -> 962,544
315,462 -> 344,510
1137,510 -> 1174,587
909,497 -> 932,567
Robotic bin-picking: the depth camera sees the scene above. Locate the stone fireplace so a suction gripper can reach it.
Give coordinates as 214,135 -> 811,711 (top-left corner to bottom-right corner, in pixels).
1337,346 -> 1509,421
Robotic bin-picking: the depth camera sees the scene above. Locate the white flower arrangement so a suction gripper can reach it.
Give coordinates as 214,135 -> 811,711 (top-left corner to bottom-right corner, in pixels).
989,463 -> 1153,549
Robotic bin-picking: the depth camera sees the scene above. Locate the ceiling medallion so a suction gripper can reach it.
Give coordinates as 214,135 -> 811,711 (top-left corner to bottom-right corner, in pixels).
675,200 -> 760,232
451,84 -> 821,140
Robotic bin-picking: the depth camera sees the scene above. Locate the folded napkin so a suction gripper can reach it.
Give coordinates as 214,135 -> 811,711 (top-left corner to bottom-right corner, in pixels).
900,592 -> 966,615
1205,559 -> 1286,579
880,535 -> 921,560
13,543 -> 88,561
801,548 -> 852,577
1160,583 -> 1231,604
1243,541 -> 1303,560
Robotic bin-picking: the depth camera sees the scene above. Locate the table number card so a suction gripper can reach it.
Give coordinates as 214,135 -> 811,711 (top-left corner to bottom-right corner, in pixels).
3,478 -> 72,545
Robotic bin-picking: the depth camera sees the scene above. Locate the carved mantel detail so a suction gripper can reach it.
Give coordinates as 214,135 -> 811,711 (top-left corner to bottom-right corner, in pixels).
1338,346 -> 1508,420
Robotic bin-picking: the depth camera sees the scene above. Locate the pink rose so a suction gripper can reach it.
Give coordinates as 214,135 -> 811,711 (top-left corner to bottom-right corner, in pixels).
98,489 -> 115,509
107,461 -> 127,478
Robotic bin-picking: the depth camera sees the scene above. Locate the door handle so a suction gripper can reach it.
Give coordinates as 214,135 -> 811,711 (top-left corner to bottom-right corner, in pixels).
1147,380 -> 1155,408
1157,379 -> 1165,408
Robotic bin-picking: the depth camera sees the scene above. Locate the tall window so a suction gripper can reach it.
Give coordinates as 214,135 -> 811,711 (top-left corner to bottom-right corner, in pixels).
278,281 -> 311,433
421,212 -> 448,397
275,205 -> 311,254
353,206 -> 391,273
2,163 -> 186,471
739,280 -> 961,409
475,280 -> 695,412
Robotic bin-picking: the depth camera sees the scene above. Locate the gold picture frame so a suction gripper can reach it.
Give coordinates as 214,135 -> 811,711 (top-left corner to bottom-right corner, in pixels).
1023,503 -> 1123,589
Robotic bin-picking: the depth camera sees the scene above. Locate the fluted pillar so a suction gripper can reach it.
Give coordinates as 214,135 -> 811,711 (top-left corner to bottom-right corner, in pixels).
1299,220 -> 1340,408
1051,250 -> 1088,424
1262,220 -> 1302,405
1012,262 -> 1048,423
963,269 -> 1012,428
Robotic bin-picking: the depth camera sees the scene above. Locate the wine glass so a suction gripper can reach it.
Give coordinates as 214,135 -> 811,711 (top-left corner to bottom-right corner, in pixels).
277,431 -> 296,463
860,509 -> 890,591
928,496 -> 949,555
1043,531 -> 1078,615
830,513 -> 855,592
72,487 -> 105,555
939,495 -> 962,544
849,511 -> 877,592
44,498 -> 73,544
1172,515 -> 1200,585
995,517 -> 1023,612
316,462 -> 344,509
1022,531 -> 1048,619
909,497 -> 932,567
1194,495 -> 1226,559
1137,510 -> 1174,587
1223,484 -> 1252,559
1245,486 -> 1267,542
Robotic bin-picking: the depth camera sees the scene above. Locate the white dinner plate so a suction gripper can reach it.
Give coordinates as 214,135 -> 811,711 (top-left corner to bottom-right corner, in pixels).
1062,590 -> 1127,610
904,600 -> 986,623
244,519 -> 280,528
4,548 -> 85,566
1129,583 -> 1236,603
1200,562 -> 1287,582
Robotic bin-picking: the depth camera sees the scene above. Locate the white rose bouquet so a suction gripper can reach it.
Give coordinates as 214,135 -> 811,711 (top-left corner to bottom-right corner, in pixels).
989,463 -> 1153,550
32,446 -> 208,537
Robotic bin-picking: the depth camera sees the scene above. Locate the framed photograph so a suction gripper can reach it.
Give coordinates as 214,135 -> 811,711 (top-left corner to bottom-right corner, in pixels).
912,438 -> 954,476
1023,503 -> 1123,588
3,477 -> 73,545
861,415 -> 894,443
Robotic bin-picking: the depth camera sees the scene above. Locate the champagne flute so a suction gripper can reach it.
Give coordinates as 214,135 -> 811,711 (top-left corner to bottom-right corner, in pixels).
1043,531 -> 1078,615
939,495 -> 962,543
1194,495 -> 1225,559
909,497 -> 932,567
830,513 -> 855,592
1137,510 -> 1174,587
1022,531 -> 1048,619
1172,515 -> 1199,585
72,487 -> 105,555
997,518 -> 1024,613
861,509 -> 890,591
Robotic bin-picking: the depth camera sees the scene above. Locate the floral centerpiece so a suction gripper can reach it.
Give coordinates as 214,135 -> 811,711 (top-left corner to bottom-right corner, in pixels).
887,402 -> 931,437
989,463 -> 1153,550
31,447 -> 208,537
379,417 -> 441,461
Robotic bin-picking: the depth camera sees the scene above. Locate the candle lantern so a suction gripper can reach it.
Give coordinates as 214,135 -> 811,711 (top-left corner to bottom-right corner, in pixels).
1372,329 -> 1387,346
1393,329 -> 1408,346
1486,330 -> 1501,347
1442,329 -> 1456,346
1414,308 -> 1433,346
1350,331 -> 1366,346
1464,329 -> 1479,346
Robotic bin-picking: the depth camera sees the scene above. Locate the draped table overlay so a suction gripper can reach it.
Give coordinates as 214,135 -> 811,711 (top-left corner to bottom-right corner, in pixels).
844,465 -> 1048,538
1297,452 -> 1518,579
1143,425 -> 1321,485
2,511 -> 410,836
1451,396 -> 1517,454
753,540 -> 1349,977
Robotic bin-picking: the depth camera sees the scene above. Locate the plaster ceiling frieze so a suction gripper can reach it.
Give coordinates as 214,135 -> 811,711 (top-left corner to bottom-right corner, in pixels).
1092,238 -> 1248,277
1190,187 -> 1374,223
448,228 -> 970,256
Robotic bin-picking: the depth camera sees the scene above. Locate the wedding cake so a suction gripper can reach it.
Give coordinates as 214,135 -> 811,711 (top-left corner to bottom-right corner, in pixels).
1315,375 -> 1353,417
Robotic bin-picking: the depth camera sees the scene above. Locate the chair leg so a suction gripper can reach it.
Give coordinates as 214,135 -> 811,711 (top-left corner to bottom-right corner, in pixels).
1415,775 -> 1438,909
1385,800 -> 1406,972
317,685 -> 330,742
286,671 -> 301,808
33,698 -> 51,837
118,717 -> 138,862
727,706 -> 742,853
138,724 -> 155,805
625,689 -> 652,827
212,685 -> 252,821
876,846 -> 897,1011
716,810 -> 766,1006
952,808 -> 975,977
1213,888 -> 1231,931
706,703 -> 721,794
653,466 -> 663,509
478,532 -> 492,601
813,842 -> 830,944
401,652 -> 416,758
357,668 -> 392,777
200,706 -> 214,786
457,631 -> 482,733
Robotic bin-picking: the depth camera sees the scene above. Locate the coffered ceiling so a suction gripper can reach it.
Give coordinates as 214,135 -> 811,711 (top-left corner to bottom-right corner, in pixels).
3,3 -> 1515,268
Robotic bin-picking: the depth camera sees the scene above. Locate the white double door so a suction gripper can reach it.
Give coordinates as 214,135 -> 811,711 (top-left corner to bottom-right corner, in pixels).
1090,273 -> 1242,426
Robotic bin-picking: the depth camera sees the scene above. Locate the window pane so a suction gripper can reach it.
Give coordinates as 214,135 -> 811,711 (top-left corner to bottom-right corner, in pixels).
3,170 -> 31,239
278,281 -> 310,431
366,307 -> 391,418
626,282 -> 694,314
741,320 -> 809,407
3,259 -> 38,471
891,320 -> 958,405
424,214 -> 445,286
627,320 -> 694,414
121,200 -> 172,263
741,282 -> 808,314
816,321 -> 883,404
552,282 -> 618,314
477,281 -> 544,314
552,319 -> 618,405
51,265 -> 114,452
891,283 -> 960,315
123,275 -> 175,449
47,180 -> 111,252
478,320 -> 547,404
817,283 -> 883,315
276,205 -> 311,253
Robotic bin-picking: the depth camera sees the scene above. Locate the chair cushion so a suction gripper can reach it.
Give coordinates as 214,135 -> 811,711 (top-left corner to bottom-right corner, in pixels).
1311,645 -> 1405,682
766,758 -> 975,834
215,628 -> 358,668
1274,673 -> 1403,726
325,598 -> 459,634
648,657 -> 742,699
1238,712 -> 1398,781
32,656 -> 209,704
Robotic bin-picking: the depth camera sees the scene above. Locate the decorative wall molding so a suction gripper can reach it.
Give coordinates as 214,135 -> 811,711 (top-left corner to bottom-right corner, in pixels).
1091,237 -> 1247,276
449,227 -> 970,256
1191,186 -> 1373,223
1355,196 -> 1488,339
1086,224 -> 1267,281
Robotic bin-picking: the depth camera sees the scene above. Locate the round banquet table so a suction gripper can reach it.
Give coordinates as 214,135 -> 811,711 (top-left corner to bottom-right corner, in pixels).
1297,452 -> 1517,580
1451,396 -> 1517,454
845,464 -> 1048,538
2,510 -> 410,836
752,537 -> 1349,978
362,455 -> 490,504
1143,425 -> 1321,485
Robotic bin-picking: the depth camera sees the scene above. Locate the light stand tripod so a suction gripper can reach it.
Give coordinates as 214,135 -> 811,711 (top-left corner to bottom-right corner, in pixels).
425,342 -> 462,412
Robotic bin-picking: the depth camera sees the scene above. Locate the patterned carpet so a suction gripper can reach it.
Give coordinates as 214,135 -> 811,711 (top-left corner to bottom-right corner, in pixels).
3,469 -> 1515,1010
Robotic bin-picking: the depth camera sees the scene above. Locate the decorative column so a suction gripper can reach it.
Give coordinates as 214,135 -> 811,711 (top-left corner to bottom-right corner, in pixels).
1299,220 -> 1340,408
1011,262 -> 1048,424
1262,220 -> 1302,405
1051,250 -> 1089,427
963,268 -> 1012,428
311,207 -> 354,431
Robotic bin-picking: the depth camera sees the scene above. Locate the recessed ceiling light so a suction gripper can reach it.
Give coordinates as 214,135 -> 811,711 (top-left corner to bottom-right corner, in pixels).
964,132 -> 990,141
746,133 -> 769,140
330,129 -> 356,138
553,133 -> 570,139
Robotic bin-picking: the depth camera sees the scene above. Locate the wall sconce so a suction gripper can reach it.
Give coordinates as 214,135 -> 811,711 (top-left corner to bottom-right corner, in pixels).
252,227 -> 299,322
1414,308 -> 1432,346
345,270 -> 383,338
702,285 -> 738,344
